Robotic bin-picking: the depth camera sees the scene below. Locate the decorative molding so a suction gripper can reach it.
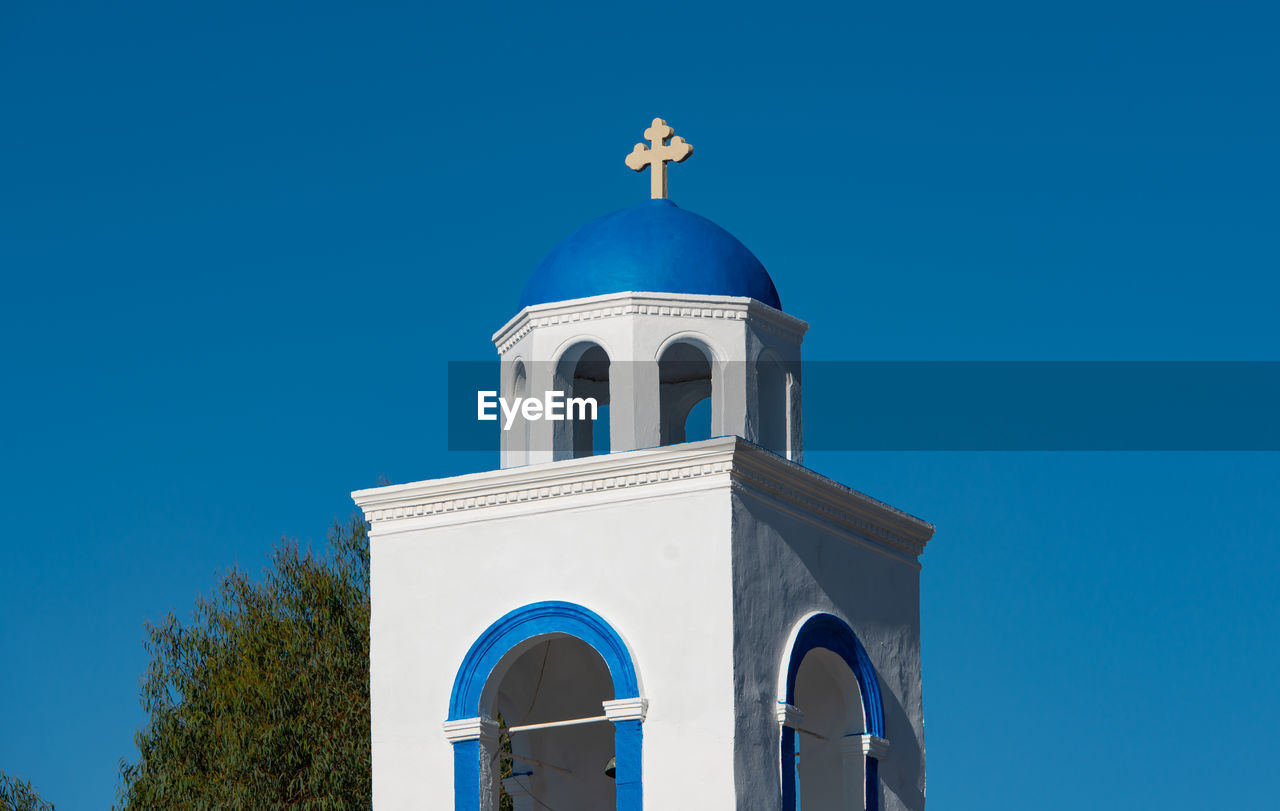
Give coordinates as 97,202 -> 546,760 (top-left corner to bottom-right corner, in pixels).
602,697 -> 649,723
491,292 -> 809,355
355,452 -> 732,527
776,702 -> 805,729
441,717 -> 498,745
728,446 -> 934,557
448,601 -> 640,721
353,437 -> 933,558
846,734 -> 890,760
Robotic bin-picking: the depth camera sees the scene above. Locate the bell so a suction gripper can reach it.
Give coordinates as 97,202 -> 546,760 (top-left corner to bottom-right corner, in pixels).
604,757 -> 616,779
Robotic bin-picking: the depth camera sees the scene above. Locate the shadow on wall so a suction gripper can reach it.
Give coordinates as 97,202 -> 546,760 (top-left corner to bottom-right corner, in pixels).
876,672 -> 924,811
736,492 -> 927,810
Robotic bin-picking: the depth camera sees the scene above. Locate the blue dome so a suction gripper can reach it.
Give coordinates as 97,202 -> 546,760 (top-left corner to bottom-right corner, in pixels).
519,199 -> 782,310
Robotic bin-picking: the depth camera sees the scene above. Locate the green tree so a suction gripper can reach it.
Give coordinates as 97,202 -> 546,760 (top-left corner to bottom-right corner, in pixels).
0,772 -> 54,811
116,516 -> 371,809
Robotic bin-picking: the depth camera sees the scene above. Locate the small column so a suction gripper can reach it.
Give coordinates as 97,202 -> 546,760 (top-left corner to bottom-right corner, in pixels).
524,360 -> 558,465
720,352 -> 750,442
848,733 -> 890,811
787,361 -> 803,463
609,351 -> 658,452
442,717 -> 500,811
776,703 -> 804,810
603,697 -> 648,810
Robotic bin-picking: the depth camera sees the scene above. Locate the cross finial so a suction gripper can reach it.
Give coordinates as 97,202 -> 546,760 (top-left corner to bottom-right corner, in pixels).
625,117 -> 693,199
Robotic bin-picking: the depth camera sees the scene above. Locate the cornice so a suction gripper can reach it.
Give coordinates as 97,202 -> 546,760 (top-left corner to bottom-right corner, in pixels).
441,717 -> 498,744
848,734 -> 891,760
728,443 -> 935,558
352,437 -> 934,559
491,292 -> 809,355
601,697 -> 649,722
776,702 -> 805,728
353,439 -> 736,526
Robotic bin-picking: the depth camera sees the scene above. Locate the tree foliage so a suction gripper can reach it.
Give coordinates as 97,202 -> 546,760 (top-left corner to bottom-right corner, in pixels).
116,516 -> 371,809
0,772 -> 54,811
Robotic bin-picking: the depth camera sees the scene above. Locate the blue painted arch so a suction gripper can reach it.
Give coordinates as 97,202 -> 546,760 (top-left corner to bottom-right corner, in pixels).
782,612 -> 884,738
448,600 -> 640,720
448,601 -> 643,811
780,612 -> 886,811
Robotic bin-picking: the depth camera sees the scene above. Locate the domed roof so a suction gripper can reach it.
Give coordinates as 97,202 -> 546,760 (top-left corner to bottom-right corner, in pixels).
519,199 -> 782,311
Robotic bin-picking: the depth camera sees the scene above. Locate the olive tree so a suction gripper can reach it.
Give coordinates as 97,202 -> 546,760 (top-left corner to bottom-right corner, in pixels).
116,516 -> 371,809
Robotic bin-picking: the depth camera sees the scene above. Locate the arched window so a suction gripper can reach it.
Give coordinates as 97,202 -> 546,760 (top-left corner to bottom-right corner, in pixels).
445,602 -> 645,811
504,360 -> 529,465
778,613 -> 888,811
553,343 -> 611,459
755,352 -> 789,456
659,341 -> 713,445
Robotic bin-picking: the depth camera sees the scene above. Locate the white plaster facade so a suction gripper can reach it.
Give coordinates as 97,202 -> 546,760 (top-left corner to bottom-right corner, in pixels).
354,431 -> 933,809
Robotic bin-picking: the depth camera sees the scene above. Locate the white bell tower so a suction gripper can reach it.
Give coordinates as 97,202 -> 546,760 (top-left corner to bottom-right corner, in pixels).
353,118 -> 934,811
494,290 -> 807,467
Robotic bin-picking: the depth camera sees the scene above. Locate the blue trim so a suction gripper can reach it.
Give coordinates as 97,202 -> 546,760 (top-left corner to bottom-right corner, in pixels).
783,613 -> 886,811
448,600 -> 639,720
613,719 -> 643,808
448,601 -> 642,811
452,739 -> 479,809
784,613 -> 884,737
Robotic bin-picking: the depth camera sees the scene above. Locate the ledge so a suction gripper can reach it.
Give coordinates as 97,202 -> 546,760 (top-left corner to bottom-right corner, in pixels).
776,702 -> 805,728
844,734 -> 891,760
441,717 -> 498,744
491,291 -> 809,355
352,437 -> 934,558
353,438 -> 736,527
602,697 -> 649,723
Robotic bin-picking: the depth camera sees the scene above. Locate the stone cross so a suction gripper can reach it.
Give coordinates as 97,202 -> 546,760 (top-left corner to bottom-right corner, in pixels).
625,117 -> 693,199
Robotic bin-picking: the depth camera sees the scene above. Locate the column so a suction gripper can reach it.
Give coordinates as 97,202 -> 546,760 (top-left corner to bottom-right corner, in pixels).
776,702 -> 805,810
442,717 -> 499,811
849,733 -> 890,811
603,697 -> 648,811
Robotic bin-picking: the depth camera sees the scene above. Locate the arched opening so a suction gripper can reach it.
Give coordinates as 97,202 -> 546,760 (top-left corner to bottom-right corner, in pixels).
793,648 -> 866,809
779,613 -> 887,811
554,343 -> 610,459
493,637 -> 616,810
659,341 -> 712,446
756,352 -> 788,456
447,602 -> 644,811
506,360 -> 529,464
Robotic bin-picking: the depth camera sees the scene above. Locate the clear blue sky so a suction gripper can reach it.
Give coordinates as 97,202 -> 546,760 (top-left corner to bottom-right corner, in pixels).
2,1 -> 1277,808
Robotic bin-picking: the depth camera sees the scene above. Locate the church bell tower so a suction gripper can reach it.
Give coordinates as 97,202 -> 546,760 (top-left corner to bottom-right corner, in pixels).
353,118 -> 934,811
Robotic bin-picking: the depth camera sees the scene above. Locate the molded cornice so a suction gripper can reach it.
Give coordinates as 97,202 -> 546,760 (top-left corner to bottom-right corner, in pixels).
352,437 -> 934,560
491,292 -> 809,355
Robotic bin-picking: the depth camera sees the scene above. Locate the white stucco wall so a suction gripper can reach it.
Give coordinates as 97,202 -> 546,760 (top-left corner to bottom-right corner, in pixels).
729,487 -> 926,811
355,438 -> 932,811
361,449 -> 740,809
